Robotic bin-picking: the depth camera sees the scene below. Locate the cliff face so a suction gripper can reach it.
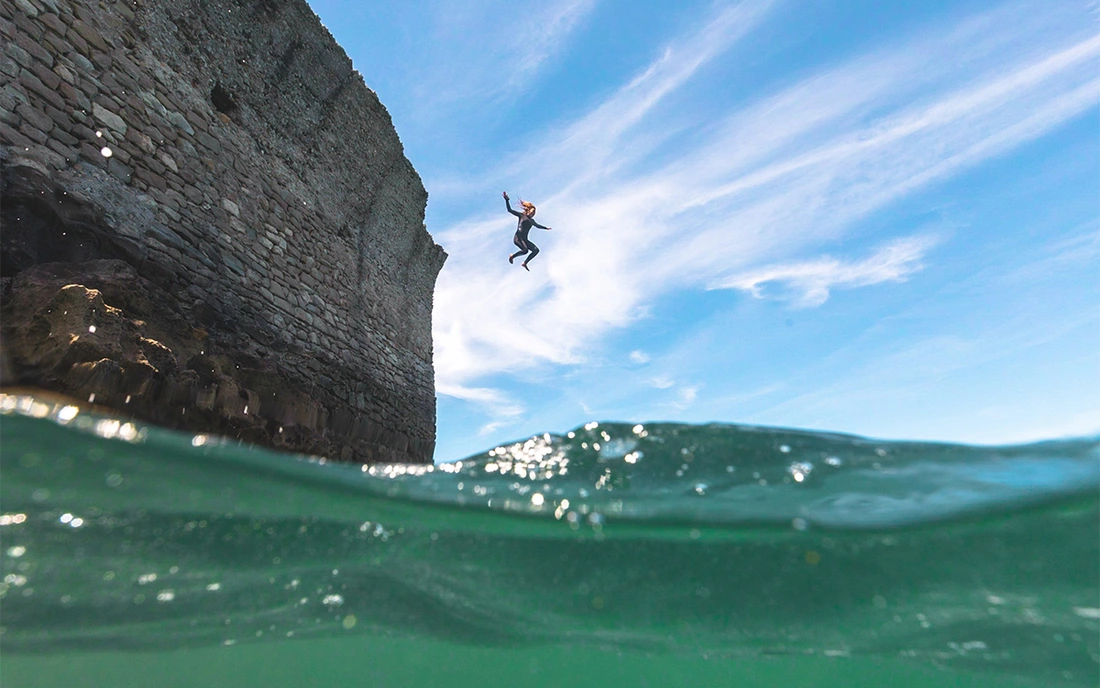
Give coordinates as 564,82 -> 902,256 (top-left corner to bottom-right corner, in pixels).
0,0 -> 447,463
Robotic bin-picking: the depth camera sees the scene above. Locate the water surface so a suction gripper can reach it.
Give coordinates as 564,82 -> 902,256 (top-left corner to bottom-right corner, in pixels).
1,393 -> 1096,686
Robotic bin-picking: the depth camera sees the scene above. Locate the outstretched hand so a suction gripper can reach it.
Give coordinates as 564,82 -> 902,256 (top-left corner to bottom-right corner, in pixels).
502,191 -> 509,200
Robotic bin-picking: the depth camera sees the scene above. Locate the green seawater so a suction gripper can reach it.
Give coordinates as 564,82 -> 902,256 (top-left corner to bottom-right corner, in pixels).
1,393 -> 1097,687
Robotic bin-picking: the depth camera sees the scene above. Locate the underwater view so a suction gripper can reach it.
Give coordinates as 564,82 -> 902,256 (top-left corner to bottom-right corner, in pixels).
1,392 -> 1097,687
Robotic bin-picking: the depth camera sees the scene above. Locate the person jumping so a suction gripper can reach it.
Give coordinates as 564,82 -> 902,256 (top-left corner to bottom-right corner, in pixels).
503,191 -> 551,271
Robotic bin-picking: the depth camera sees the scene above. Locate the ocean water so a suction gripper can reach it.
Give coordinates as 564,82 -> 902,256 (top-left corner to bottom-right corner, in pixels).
0,392 -> 1097,687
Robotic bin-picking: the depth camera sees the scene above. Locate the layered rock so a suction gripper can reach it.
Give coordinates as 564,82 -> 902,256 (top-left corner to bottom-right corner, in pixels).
0,0 -> 446,463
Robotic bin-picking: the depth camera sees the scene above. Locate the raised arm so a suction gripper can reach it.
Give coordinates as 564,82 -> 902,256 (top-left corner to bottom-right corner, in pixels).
503,192 -> 523,217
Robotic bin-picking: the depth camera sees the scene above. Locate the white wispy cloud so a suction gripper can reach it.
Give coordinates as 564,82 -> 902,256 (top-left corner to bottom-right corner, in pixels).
712,236 -> 937,307
510,0 -> 778,188
402,0 -> 597,117
478,420 -> 510,436
649,376 -> 675,390
675,385 -> 700,408
435,381 -> 524,421
431,1 -> 1100,426
505,0 -> 596,91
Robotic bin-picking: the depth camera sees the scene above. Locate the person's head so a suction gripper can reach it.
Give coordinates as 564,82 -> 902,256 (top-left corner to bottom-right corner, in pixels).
520,200 -> 536,217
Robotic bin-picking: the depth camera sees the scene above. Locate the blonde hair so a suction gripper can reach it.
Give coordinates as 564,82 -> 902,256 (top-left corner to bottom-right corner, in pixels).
520,200 -> 536,216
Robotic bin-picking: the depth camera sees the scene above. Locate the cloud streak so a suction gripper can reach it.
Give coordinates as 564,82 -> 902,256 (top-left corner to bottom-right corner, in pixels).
505,0 -> 597,91
517,0 -> 778,188
713,236 -> 937,307
407,0 -> 598,116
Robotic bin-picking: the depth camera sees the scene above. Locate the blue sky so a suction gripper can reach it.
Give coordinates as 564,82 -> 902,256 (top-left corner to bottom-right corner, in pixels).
305,0 -> 1100,463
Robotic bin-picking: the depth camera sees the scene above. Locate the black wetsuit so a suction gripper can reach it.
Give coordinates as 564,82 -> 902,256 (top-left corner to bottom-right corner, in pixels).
506,198 -> 548,264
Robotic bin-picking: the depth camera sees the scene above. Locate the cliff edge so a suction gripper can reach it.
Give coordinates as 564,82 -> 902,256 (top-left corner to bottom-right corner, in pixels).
0,0 -> 447,464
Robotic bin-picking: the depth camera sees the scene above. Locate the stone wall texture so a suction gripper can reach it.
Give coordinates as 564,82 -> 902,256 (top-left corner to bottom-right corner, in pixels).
0,0 -> 447,463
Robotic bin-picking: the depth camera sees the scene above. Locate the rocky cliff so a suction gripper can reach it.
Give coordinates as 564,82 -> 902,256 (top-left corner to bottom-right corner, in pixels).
0,0 -> 447,463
